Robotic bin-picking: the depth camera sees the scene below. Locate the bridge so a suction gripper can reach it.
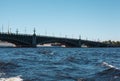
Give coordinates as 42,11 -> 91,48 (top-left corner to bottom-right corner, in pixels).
0,30 -> 114,48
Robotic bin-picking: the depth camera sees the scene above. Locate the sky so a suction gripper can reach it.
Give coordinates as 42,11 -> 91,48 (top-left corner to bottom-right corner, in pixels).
0,0 -> 120,41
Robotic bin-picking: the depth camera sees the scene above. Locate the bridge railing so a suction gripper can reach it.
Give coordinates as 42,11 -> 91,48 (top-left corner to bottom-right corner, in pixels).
0,32 -> 79,40
0,32 -> 33,36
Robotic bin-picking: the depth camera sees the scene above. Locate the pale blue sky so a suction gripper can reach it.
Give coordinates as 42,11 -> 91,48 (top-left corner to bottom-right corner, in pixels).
0,0 -> 120,41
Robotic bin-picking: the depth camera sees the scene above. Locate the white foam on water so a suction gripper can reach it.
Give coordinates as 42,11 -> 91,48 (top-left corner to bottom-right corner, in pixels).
102,62 -> 119,69
0,76 -> 23,81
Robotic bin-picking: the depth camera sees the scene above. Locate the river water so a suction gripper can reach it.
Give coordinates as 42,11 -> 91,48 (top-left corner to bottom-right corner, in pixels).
0,47 -> 120,81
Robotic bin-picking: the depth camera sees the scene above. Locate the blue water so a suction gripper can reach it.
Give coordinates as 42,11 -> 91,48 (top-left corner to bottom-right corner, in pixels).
0,47 -> 120,81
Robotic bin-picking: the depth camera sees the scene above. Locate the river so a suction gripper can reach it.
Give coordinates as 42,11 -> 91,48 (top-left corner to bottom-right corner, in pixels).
0,47 -> 120,81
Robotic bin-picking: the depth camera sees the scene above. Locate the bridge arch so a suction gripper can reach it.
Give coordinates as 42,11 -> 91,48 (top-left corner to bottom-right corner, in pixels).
37,39 -> 79,47
0,36 -> 31,47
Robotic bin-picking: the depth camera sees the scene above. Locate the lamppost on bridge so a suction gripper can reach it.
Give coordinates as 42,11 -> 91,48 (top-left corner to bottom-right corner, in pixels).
1,24 -> 4,33
0,25 -> 1,33
24,27 -> 26,34
59,33 -> 61,37
45,30 -> 47,36
16,28 -> 19,34
79,35 -> 81,40
8,24 -> 10,34
72,34 -> 73,38
52,33 -> 54,37
10,28 -> 11,34
78,35 -> 81,47
32,28 -> 36,47
33,27 -> 36,35
65,35 -> 67,38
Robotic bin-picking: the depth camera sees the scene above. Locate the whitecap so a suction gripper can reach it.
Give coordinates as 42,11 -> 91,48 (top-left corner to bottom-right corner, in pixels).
0,76 -> 23,81
102,62 -> 119,69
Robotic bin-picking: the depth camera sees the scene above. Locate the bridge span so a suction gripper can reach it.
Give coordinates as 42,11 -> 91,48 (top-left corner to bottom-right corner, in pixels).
0,32 -> 113,47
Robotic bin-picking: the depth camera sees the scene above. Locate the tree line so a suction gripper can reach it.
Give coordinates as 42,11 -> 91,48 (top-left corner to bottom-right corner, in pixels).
102,40 -> 120,46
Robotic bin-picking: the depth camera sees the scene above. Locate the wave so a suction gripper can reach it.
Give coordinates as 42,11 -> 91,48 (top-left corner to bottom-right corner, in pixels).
78,62 -> 120,81
102,62 -> 119,69
37,49 -> 56,55
0,76 -> 23,81
0,61 -> 19,68
97,62 -> 120,75
89,62 -> 120,81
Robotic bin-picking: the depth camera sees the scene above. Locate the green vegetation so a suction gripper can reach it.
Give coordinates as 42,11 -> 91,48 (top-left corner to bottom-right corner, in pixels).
103,40 -> 120,46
